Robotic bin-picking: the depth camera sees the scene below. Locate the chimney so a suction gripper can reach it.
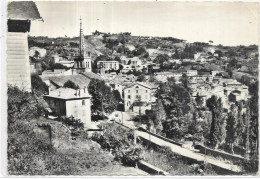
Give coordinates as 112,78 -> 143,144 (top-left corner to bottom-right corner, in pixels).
78,89 -> 81,97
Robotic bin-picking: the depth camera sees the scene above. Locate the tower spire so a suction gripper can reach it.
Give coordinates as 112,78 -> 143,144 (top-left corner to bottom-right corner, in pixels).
79,16 -> 84,57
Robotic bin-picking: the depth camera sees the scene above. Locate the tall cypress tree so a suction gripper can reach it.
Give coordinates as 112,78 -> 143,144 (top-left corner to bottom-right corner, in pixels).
206,95 -> 223,148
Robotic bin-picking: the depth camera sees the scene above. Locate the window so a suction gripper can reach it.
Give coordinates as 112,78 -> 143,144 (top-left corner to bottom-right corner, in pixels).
128,95 -> 131,99
82,100 -> 85,106
136,90 -> 138,93
128,90 -> 130,93
146,90 -> 148,93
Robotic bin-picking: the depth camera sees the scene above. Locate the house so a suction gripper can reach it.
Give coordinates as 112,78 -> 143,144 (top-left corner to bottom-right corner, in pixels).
44,88 -> 91,127
186,70 -> 198,76
51,54 -> 60,64
228,90 -> 247,103
7,1 -> 43,92
123,82 -> 152,114
169,59 -> 182,64
194,53 -> 207,63
130,57 -> 142,68
154,72 -> 178,83
211,71 -> 224,77
97,61 -> 120,71
121,65 -> 133,73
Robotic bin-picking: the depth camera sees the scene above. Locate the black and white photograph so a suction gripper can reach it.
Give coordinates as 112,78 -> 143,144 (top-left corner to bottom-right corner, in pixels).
1,0 -> 259,176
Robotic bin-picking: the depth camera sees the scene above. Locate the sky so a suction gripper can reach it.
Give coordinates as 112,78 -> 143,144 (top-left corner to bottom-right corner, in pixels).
29,1 -> 259,46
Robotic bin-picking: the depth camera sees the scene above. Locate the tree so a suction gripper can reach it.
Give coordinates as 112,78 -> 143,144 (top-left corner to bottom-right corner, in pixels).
63,80 -> 79,90
153,54 -> 169,64
137,74 -> 146,82
180,73 -> 189,89
229,58 -> 238,68
88,79 -> 120,117
172,49 -> 180,59
248,81 -> 259,157
31,74 -> 48,94
112,90 -> 122,102
195,93 -> 204,107
206,95 -> 223,148
156,80 -> 192,118
225,104 -> 238,154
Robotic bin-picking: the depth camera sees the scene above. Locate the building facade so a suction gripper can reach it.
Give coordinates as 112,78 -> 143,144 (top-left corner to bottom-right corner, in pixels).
123,82 -> 151,113
44,88 -> 92,127
97,61 -> 120,71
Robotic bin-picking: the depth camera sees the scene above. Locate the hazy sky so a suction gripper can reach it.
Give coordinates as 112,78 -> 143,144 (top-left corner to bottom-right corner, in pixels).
29,1 -> 259,46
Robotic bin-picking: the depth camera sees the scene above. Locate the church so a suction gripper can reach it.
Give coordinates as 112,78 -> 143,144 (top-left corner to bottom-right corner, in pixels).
73,17 -> 92,74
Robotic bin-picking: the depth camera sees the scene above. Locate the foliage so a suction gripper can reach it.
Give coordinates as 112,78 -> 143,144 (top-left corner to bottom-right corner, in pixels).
63,80 -> 80,90
91,123 -> 143,166
156,78 -> 192,118
153,54 -> 169,64
31,74 -> 49,94
7,85 -> 43,126
136,74 -> 146,82
88,79 -> 120,116
7,85 -> 115,175
248,81 -> 259,157
121,147 -> 143,167
195,93 -> 204,107
50,63 -> 68,70
142,145 -> 216,175
206,95 -> 223,148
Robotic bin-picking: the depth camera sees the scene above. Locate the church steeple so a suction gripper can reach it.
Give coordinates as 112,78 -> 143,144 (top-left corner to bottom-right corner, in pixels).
73,17 -> 92,73
79,16 -> 85,57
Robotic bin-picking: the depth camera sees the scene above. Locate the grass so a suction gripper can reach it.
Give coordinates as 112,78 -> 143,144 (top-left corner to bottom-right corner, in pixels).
141,145 -> 217,175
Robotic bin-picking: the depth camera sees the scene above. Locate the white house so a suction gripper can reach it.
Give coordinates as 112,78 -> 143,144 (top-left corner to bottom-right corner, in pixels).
44,87 -> 92,127
186,70 -> 198,77
97,61 -> 120,71
123,82 -> 152,114
121,65 -> 133,73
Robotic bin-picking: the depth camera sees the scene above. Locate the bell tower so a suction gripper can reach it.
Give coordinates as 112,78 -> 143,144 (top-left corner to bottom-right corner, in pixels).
74,17 -> 92,73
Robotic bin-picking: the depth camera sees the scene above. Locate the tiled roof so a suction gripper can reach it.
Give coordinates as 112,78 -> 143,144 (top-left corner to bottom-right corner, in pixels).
80,72 -> 103,80
124,82 -> 151,89
49,74 -> 91,89
8,1 -> 42,21
44,87 -> 90,100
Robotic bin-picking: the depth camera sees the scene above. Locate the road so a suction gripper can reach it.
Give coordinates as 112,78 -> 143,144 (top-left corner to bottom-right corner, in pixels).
110,111 -> 242,173
136,130 -> 242,173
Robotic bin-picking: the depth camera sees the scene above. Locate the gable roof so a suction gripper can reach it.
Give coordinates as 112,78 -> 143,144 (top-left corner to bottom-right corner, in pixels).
80,72 -> 103,80
49,74 -> 91,89
8,1 -> 42,21
124,82 -> 151,90
44,87 -> 90,100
